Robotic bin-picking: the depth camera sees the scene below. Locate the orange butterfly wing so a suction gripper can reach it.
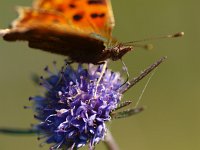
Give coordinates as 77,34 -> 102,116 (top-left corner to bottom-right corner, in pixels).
8,0 -> 115,38
33,0 -> 115,37
0,0 -> 116,63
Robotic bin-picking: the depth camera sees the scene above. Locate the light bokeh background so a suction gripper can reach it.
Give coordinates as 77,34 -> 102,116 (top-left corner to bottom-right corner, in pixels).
0,0 -> 199,150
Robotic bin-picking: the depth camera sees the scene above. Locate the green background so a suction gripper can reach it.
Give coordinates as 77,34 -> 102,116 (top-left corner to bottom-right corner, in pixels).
0,0 -> 199,150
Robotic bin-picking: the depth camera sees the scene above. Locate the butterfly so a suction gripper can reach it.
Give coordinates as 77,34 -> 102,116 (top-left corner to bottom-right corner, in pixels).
0,0 -> 132,64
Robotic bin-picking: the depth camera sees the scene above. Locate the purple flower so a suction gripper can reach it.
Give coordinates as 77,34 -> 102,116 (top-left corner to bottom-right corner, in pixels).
29,57 -> 166,150
30,62 -> 123,149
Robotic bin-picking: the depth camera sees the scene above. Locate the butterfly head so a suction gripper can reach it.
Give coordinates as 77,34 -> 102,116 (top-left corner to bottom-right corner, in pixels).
109,44 -> 133,61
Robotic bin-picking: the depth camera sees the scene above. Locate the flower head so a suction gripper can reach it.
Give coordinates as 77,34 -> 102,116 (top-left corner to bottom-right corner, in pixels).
30,62 -> 124,149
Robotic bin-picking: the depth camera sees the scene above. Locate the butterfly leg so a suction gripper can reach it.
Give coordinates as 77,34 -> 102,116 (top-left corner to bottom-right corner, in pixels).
94,61 -> 108,97
119,59 -> 130,87
64,59 -> 74,65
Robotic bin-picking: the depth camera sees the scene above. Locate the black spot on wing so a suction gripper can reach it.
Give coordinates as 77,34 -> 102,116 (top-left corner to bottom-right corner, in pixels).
69,4 -> 76,8
99,13 -> 105,17
88,0 -> 105,5
91,13 -> 105,18
73,14 -> 83,21
91,13 -> 98,18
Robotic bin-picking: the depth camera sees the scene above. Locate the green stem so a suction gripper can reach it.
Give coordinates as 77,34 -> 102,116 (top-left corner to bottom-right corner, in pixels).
0,128 -> 38,135
104,130 -> 120,150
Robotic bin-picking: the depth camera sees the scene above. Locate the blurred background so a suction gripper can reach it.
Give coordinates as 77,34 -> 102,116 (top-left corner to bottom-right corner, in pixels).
0,0 -> 199,150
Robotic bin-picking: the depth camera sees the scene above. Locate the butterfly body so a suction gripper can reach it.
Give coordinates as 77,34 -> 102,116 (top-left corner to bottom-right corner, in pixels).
0,0 -> 132,63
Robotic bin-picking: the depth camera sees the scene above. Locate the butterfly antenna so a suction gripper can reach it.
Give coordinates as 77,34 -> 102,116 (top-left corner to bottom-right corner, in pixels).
119,56 -> 167,94
123,32 -> 184,49
134,69 -> 156,109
